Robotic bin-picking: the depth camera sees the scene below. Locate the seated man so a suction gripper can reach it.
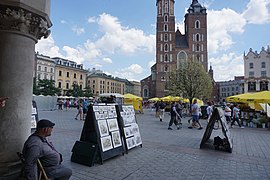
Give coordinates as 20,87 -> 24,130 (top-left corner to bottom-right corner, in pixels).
22,119 -> 72,180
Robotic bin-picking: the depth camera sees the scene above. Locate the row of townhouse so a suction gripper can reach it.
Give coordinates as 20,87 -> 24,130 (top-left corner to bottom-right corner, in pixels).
218,46 -> 270,103
34,53 -> 141,96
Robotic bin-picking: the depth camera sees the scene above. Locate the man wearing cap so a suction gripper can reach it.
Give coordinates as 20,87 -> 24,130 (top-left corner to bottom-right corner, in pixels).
22,119 -> 72,180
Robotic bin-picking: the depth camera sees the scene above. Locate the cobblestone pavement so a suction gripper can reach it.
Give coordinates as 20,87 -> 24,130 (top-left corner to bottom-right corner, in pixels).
39,108 -> 270,180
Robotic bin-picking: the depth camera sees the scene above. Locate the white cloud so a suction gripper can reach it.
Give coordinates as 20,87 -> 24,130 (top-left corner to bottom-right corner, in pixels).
207,8 -> 246,53
87,16 -> 96,23
72,26 -> 85,35
113,64 -> 144,81
35,35 -> 62,58
60,20 -> 66,24
242,0 -> 270,24
103,57 -> 112,64
94,13 -> 155,54
209,53 -> 244,81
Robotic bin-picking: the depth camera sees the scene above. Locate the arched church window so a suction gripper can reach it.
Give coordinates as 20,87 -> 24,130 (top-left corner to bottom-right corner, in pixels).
164,44 -> 168,52
164,15 -> 168,22
196,44 -> 200,51
164,54 -> 169,62
195,20 -> 200,28
164,24 -> 168,32
196,34 -> 200,41
177,51 -> 187,69
164,34 -> 168,41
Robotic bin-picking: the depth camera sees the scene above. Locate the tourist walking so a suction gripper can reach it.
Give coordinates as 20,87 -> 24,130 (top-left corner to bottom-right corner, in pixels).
231,104 -> 244,128
206,101 -> 213,123
158,100 -> 166,122
189,99 -> 203,130
75,102 -> 83,120
168,102 -> 181,130
224,103 -> 232,124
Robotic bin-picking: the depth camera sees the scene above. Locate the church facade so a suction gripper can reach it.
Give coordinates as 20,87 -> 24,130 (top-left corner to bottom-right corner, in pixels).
141,0 -> 209,99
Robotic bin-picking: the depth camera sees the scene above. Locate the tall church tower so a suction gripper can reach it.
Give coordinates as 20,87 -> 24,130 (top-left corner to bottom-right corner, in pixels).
141,0 -> 208,99
155,0 -> 176,97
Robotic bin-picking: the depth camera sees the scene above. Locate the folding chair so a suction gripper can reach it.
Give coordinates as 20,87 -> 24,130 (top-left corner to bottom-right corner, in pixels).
17,152 -> 49,180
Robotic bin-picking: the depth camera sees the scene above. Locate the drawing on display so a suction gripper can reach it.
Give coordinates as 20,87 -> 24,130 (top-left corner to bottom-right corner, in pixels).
97,120 -> 109,137
100,136 -> 113,152
93,106 -> 99,112
32,107 -> 37,115
126,137 -> 136,149
107,118 -> 119,132
111,131 -> 122,148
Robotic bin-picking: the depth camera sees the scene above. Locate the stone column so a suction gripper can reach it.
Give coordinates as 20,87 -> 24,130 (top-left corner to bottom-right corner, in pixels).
0,1 -> 51,178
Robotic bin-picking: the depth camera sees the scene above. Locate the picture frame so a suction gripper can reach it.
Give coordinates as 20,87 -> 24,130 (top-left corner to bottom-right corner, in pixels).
93,105 -> 99,112
100,136 -> 113,152
97,120 -> 109,137
111,131 -> 122,148
124,127 -> 133,138
31,115 -> 36,128
107,118 -> 119,132
95,112 -> 100,120
126,137 -> 136,149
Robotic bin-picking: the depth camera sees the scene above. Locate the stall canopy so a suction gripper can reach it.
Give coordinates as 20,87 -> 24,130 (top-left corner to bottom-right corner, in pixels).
148,97 -> 160,102
124,94 -> 143,113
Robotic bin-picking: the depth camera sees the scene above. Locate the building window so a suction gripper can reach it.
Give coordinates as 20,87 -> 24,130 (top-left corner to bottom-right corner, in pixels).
196,44 -> 200,51
50,75 -> 54,80
164,54 -> 168,62
160,55 -> 163,62
58,82 -> 62,88
44,67 -> 47,72
44,74 -> 47,79
80,74 -> 83,80
161,76 -> 166,81
93,80 -> 95,84
80,85 -> 82,90
160,34 -> 163,41
164,24 -> 168,31
196,34 -> 200,42
50,68 -> 53,73
59,70 -> 62,76
164,66 -> 168,72
164,44 -> 168,52
164,34 -> 168,41
74,73 -> 76,79
160,44 -> 163,51
261,62 -> 266,68
261,71 -> 267,77
66,83 -> 69,89
37,73 -> 41,79
195,20 -> 200,28
38,66 -> 41,71
249,63 -> 253,69
66,72 -> 69,78
248,82 -> 256,91
249,71 -> 254,77
164,15 -> 168,22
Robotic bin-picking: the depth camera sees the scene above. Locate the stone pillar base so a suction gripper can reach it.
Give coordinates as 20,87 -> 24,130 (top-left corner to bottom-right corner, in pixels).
0,161 -> 21,180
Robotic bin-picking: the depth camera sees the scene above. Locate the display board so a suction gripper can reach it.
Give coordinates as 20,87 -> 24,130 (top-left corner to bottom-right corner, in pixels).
200,107 -> 233,153
72,104 -> 124,166
31,100 -> 39,132
116,105 -> 142,153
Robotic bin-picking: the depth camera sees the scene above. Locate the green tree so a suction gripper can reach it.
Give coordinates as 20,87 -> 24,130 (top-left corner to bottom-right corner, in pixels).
84,86 -> 93,97
36,79 -> 61,96
66,83 -> 84,97
167,60 -> 212,104
33,78 -> 41,95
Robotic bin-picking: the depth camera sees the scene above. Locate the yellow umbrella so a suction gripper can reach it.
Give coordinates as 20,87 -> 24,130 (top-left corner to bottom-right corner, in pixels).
248,102 -> 264,111
124,93 -> 142,100
244,91 -> 270,103
148,97 -> 160,102
226,93 -> 252,102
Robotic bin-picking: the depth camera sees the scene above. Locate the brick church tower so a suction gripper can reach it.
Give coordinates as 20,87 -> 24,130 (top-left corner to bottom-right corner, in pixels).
141,0 -> 208,99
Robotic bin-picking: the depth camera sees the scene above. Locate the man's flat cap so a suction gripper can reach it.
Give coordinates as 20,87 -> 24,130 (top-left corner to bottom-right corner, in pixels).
37,119 -> 55,129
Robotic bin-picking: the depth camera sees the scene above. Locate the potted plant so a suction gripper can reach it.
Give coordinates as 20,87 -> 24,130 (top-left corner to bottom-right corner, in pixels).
259,116 -> 267,128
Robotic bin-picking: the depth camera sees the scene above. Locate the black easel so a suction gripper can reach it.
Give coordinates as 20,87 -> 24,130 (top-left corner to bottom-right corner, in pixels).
71,104 -> 124,166
200,107 -> 233,153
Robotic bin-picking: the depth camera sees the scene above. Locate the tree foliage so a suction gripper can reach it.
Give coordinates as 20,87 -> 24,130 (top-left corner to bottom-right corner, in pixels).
167,60 -> 212,103
84,86 -> 93,97
66,83 -> 84,97
34,79 -> 61,96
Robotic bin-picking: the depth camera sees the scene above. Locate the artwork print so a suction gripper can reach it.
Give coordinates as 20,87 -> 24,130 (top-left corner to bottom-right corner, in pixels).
111,131 -> 122,148
32,107 -> 37,115
100,136 -> 113,152
97,120 -> 109,137
107,118 -> 119,132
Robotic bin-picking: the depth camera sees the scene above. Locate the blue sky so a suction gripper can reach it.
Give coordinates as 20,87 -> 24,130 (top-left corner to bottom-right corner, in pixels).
36,0 -> 270,82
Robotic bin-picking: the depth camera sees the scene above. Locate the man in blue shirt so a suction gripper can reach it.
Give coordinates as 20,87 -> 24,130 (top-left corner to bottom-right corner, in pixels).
22,119 -> 72,180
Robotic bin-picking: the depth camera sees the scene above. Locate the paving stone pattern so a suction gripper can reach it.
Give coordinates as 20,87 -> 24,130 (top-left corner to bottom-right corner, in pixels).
39,108 -> 270,180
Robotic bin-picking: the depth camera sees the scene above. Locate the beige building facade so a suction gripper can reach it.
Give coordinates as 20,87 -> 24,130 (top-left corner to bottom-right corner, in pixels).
54,57 -> 88,95
87,69 -> 125,97
131,81 -> 141,97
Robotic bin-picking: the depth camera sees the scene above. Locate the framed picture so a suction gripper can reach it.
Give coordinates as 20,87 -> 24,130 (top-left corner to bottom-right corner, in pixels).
99,113 -> 105,120
100,136 -> 113,152
108,111 -> 114,119
104,111 -> 109,119
95,112 -> 100,120
97,120 -> 109,137
126,137 -> 136,149
111,131 -> 122,148
124,127 -> 133,138
134,133 -> 142,146
93,106 -> 99,112
107,118 -> 119,132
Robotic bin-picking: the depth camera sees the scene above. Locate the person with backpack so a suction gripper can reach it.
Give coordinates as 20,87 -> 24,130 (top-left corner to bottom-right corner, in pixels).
206,101 -> 213,123
231,104 -> 244,128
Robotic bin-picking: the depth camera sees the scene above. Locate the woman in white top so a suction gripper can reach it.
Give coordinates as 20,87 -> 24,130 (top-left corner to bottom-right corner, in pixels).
224,103 -> 232,124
